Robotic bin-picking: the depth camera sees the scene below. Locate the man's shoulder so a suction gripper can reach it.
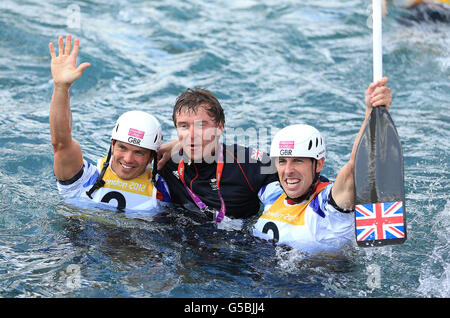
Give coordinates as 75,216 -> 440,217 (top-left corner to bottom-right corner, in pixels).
57,159 -> 98,186
223,143 -> 272,166
223,143 -> 277,187
56,159 -> 99,199
159,154 -> 179,176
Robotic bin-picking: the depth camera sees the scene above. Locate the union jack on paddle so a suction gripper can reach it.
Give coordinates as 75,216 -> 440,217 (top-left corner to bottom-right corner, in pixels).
355,201 -> 405,242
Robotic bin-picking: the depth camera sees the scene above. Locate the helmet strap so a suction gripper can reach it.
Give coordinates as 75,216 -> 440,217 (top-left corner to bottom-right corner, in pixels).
86,146 -> 112,199
151,150 -> 157,182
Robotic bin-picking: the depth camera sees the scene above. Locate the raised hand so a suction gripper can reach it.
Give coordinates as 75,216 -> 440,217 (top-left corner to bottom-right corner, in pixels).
365,76 -> 392,115
49,34 -> 90,88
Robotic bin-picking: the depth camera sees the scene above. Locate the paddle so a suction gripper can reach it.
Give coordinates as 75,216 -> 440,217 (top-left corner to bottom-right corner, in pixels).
353,0 -> 407,247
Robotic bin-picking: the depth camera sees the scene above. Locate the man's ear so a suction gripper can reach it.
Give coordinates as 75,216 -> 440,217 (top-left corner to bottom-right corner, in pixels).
216,121 -> 224,136
316,157 -> 325,173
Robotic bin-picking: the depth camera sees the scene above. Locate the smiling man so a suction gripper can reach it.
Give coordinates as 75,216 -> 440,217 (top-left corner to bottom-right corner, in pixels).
158,88 -> 278,222
253,78 -> 392,253
49,35 -> 170,211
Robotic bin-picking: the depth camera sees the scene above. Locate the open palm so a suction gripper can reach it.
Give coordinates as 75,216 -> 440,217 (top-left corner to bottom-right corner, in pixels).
49,34 -> 90,86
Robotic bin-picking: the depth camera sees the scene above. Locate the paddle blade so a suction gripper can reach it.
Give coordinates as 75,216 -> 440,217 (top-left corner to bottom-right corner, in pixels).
354,106 -> 407,247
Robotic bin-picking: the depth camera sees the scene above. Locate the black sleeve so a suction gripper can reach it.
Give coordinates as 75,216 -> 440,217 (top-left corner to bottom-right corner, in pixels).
57,165 -> 84,185
327,187 -> 354,213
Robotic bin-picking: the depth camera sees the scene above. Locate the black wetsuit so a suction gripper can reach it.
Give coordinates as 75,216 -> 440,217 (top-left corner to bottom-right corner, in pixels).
159,143 -> 278,219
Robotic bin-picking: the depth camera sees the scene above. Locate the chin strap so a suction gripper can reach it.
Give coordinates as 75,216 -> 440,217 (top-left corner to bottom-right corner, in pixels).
86,146 -> 112,199
151,150 -> 157,183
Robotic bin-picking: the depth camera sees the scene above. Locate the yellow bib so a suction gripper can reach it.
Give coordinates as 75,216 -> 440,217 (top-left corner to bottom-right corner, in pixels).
259,182 -> 330,226
85,156 -> 160,211
260,193 -> 315,226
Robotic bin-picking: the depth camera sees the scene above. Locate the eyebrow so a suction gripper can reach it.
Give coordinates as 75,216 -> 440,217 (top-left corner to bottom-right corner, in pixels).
176,120 -> 213,126
117,142 -> 146,152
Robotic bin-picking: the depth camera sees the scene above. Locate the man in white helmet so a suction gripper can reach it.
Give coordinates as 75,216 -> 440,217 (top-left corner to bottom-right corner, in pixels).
253,78 -> 392,253
49,35 -> 170,212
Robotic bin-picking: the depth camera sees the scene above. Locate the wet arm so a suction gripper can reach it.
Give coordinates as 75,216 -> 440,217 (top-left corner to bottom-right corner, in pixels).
331,77 -> 392,210
48,35 -> 90,181
49,84 -> 83,181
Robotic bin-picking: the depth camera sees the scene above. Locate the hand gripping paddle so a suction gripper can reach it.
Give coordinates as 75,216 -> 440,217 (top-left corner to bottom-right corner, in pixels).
353,0 -> 407,247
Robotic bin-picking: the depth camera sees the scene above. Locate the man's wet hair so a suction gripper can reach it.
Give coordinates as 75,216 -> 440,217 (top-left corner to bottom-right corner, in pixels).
172,88 -> 225,127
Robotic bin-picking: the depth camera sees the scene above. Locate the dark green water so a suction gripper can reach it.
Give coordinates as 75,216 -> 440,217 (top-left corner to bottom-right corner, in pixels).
0,0 -> 448,298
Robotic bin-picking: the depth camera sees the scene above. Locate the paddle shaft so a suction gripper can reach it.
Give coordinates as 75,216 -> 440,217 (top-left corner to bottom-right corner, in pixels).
370,0 -> 384,202
373,0 -> 383,82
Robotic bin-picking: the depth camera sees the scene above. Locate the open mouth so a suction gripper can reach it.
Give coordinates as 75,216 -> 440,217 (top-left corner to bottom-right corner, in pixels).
283,178 -> 303,192
285,178 -> 300,185
120,163 -> 135,171
187,144 -> 203,153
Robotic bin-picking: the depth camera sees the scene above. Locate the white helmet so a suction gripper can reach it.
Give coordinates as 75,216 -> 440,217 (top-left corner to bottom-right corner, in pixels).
270,124 -> 326,160
111,111 -> 163,151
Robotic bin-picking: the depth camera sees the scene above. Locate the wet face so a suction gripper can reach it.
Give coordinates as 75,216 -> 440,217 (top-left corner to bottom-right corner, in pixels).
276,157 -> 324,200
110,140 -> 152,180
175,105 -> 223,162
